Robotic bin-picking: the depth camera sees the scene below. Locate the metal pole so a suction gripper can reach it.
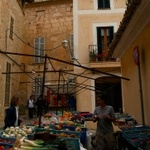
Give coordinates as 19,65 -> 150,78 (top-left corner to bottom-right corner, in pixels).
138,63 -> 145,126
0,50 -> 130,81
133,46 -> 145,125
39,54 -> 47,128
56,70 -> 61,115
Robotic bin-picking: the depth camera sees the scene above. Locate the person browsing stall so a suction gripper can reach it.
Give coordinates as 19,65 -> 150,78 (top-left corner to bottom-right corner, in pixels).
93,95 -> 116,150
4,95 -> 22,129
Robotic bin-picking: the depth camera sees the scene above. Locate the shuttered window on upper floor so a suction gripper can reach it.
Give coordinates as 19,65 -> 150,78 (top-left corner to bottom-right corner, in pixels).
9,16 -> 14,39
97,26 -> 114,54
5,62 -> 11,106
34,37 -> 45,63
98,0 -> 110,9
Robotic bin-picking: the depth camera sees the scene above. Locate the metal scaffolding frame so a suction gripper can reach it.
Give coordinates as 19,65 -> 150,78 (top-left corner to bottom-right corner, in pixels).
0,50 -> 130,127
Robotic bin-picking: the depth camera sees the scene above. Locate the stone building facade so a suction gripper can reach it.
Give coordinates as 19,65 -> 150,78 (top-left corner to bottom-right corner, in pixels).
0,0 -> 25,122
0,0 -> 126,127
0,0 -> 73,124
21,0 -> 73,107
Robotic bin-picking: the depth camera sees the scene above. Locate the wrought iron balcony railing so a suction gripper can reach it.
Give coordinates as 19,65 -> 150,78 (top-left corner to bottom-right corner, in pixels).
89,44 -> 118,62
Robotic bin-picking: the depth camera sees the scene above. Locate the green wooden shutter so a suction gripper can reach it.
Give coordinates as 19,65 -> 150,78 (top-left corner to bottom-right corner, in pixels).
40,37 -> 45,63
97,27 -> 102,54
98,0 -> 103,9
108,26 -> 114,46
105,0 -> 110,8
98,0 -> 110,9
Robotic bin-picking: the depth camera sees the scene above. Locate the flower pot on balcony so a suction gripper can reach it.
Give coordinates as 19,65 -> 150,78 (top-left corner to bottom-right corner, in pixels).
90,56 -> 96,62
89,50 -> 97,62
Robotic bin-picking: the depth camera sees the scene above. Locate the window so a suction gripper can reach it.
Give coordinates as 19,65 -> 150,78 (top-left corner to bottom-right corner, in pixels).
35,77 -> 43,100
5,62 -> 11,105
98,0 -> 110,9
34,37 -> 45,63
97,26 -> 114,54
9,16 -> 14,39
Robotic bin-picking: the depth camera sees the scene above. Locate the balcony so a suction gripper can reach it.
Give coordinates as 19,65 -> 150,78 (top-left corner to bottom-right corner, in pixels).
89,44 -> 121,69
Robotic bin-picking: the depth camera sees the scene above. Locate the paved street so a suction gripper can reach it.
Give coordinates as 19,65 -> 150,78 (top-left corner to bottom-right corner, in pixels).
20,115 -> 38,125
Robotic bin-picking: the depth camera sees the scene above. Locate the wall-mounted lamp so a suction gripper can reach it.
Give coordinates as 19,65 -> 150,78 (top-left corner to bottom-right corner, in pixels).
62,39 -> 69,49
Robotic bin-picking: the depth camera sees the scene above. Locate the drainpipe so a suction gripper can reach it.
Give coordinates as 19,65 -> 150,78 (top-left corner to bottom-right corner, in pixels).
133,46 -> 145,126
138,62 -> 145,126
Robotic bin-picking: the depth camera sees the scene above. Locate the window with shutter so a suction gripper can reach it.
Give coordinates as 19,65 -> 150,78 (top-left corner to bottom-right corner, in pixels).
98,0 -> 110,9
9,16 -> 14,39
34,37 -> 45,63
5,62 -> 11,106
97,26 -> 114,54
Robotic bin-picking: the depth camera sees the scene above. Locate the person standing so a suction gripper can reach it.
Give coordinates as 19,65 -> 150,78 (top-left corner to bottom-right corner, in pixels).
36,95 -> 42,118
4,95 -> 22,129
27,95 -> 35,119
93,95 -> 116,150
44,95 -> 50,113
68,96 -> 76,112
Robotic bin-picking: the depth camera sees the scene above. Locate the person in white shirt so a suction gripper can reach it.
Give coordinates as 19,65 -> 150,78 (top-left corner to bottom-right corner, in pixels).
27,95 -> 35,119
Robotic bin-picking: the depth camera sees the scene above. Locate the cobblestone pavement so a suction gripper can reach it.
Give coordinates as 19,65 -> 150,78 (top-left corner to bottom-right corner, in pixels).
19,114 -> 39,127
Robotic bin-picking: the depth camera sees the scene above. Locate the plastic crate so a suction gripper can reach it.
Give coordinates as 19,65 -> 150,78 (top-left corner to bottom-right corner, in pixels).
0,143 -> 13,150
0,136 -> 16,143
122,128 -> 150,149
49,124 -> 56,129
80,128 -> 87,146
63,126 -> 87,145
27,128 -> 58,140
63,125 -> 86,131
58,137 -> 80,150
63,125 -> 76,131
57,130 -> 80,138
34,128 -> 57,134
122,126 -> 150,132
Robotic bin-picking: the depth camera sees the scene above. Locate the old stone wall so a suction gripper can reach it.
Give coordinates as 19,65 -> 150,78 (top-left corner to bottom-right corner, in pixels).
0,0 -> 25,122
19,0 -> 73,109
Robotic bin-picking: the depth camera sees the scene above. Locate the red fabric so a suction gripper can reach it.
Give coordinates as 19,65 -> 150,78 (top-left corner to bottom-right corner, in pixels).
46,89 -> 50,103
53,95 -> 57,105
61,95 -> 66,106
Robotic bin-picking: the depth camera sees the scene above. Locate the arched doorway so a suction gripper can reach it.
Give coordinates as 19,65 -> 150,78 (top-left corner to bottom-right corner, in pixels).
95,76 -> 122,112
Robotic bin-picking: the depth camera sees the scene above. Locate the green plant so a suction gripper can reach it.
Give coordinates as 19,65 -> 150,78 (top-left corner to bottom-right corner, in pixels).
89,49 -> 97,61
89,49 -> 97,57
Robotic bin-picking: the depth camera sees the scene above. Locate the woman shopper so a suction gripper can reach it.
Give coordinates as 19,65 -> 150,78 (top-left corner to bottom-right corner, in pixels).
27,95 -> 35,119
4,95 -> 22,129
